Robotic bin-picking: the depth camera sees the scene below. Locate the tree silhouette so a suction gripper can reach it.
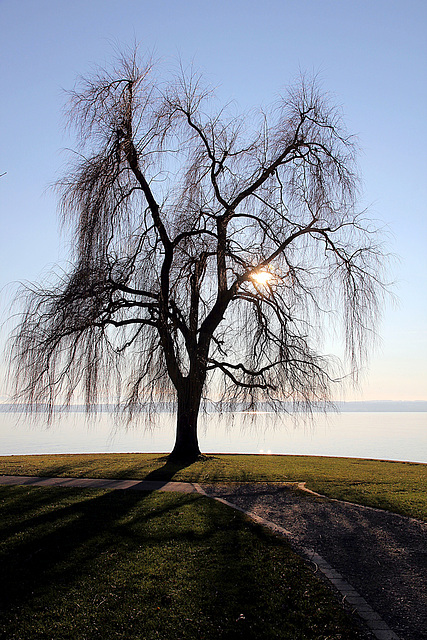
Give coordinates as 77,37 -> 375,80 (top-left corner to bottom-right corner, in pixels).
9,53 -> 386,461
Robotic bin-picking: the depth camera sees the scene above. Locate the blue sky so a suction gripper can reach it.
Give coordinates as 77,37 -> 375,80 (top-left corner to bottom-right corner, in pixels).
0,0 -> 426,401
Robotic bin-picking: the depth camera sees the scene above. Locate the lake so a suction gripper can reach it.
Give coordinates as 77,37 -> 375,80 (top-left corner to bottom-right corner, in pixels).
1,409 -> 426,464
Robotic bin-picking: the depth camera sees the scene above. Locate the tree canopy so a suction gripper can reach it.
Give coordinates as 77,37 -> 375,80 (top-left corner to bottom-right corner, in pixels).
9,52 -> 386,461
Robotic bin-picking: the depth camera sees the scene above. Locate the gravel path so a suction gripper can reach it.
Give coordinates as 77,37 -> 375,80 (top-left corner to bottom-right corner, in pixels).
201,483 -> 427,640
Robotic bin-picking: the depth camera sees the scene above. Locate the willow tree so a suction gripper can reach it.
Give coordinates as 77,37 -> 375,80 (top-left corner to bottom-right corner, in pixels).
10,53 -> 385,462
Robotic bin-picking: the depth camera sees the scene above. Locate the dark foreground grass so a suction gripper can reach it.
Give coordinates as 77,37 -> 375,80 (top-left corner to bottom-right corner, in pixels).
1,452 -> 426,520
0,485 -> 365,640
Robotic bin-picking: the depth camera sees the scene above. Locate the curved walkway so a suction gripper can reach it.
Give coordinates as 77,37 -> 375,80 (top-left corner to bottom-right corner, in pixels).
201,483 -> 427,640
0,474 -> 200,493
2,476 -> 425,639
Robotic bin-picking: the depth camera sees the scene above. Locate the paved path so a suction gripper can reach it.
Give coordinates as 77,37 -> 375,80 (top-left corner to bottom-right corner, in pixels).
0,474 -> 200,493
201,483 -> 427,640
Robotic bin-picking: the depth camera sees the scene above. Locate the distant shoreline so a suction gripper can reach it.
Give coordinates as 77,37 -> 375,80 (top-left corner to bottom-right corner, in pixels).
1,401 -> 427,413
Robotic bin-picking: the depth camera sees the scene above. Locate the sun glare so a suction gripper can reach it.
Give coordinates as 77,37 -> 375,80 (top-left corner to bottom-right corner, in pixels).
251,270 -> 273,286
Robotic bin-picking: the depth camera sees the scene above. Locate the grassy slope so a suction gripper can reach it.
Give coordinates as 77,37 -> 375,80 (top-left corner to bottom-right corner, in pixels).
1,452 -> 426,520
0,485 -> 366,640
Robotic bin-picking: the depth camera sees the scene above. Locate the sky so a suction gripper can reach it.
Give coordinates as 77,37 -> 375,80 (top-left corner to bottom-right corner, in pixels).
0,0 -> 426,402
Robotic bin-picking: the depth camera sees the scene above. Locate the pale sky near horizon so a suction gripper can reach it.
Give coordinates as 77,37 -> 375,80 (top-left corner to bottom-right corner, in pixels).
0,0 -> 426,402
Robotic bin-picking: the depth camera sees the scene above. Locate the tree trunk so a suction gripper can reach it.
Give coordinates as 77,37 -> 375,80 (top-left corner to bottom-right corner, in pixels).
169,380 -> 203,463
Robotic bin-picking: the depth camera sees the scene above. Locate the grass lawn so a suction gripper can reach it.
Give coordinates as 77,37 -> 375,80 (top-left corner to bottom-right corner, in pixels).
1,452 -> 426,520
0,485 -> 367,640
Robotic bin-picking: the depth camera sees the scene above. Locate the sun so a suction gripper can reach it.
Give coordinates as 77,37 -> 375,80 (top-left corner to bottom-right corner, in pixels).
250,270 -> 273,286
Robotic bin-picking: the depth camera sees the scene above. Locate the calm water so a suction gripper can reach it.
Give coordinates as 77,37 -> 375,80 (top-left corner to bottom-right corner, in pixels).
1,410 -> 426,463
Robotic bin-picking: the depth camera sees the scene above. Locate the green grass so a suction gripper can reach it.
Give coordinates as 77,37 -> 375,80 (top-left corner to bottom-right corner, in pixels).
1,452 -> 426,520
0,485 -> 366,640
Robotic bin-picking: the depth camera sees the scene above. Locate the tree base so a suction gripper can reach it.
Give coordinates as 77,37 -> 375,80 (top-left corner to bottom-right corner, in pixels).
167,449 -> 204,465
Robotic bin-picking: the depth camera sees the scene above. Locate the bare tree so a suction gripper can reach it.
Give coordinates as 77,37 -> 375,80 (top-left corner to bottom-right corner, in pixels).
9,52 -> 386,462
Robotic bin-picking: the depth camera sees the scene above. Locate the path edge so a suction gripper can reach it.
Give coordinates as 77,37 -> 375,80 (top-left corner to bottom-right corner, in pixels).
195,485 -> 400,640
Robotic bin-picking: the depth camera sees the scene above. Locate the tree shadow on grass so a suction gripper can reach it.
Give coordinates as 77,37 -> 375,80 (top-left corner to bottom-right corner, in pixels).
0,487 -> 186,605
141,453 -> 222,485
0,484 -> 365,640
0,486 -> 259,639
142,455 -> 194,483
7,454 -> 198,484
